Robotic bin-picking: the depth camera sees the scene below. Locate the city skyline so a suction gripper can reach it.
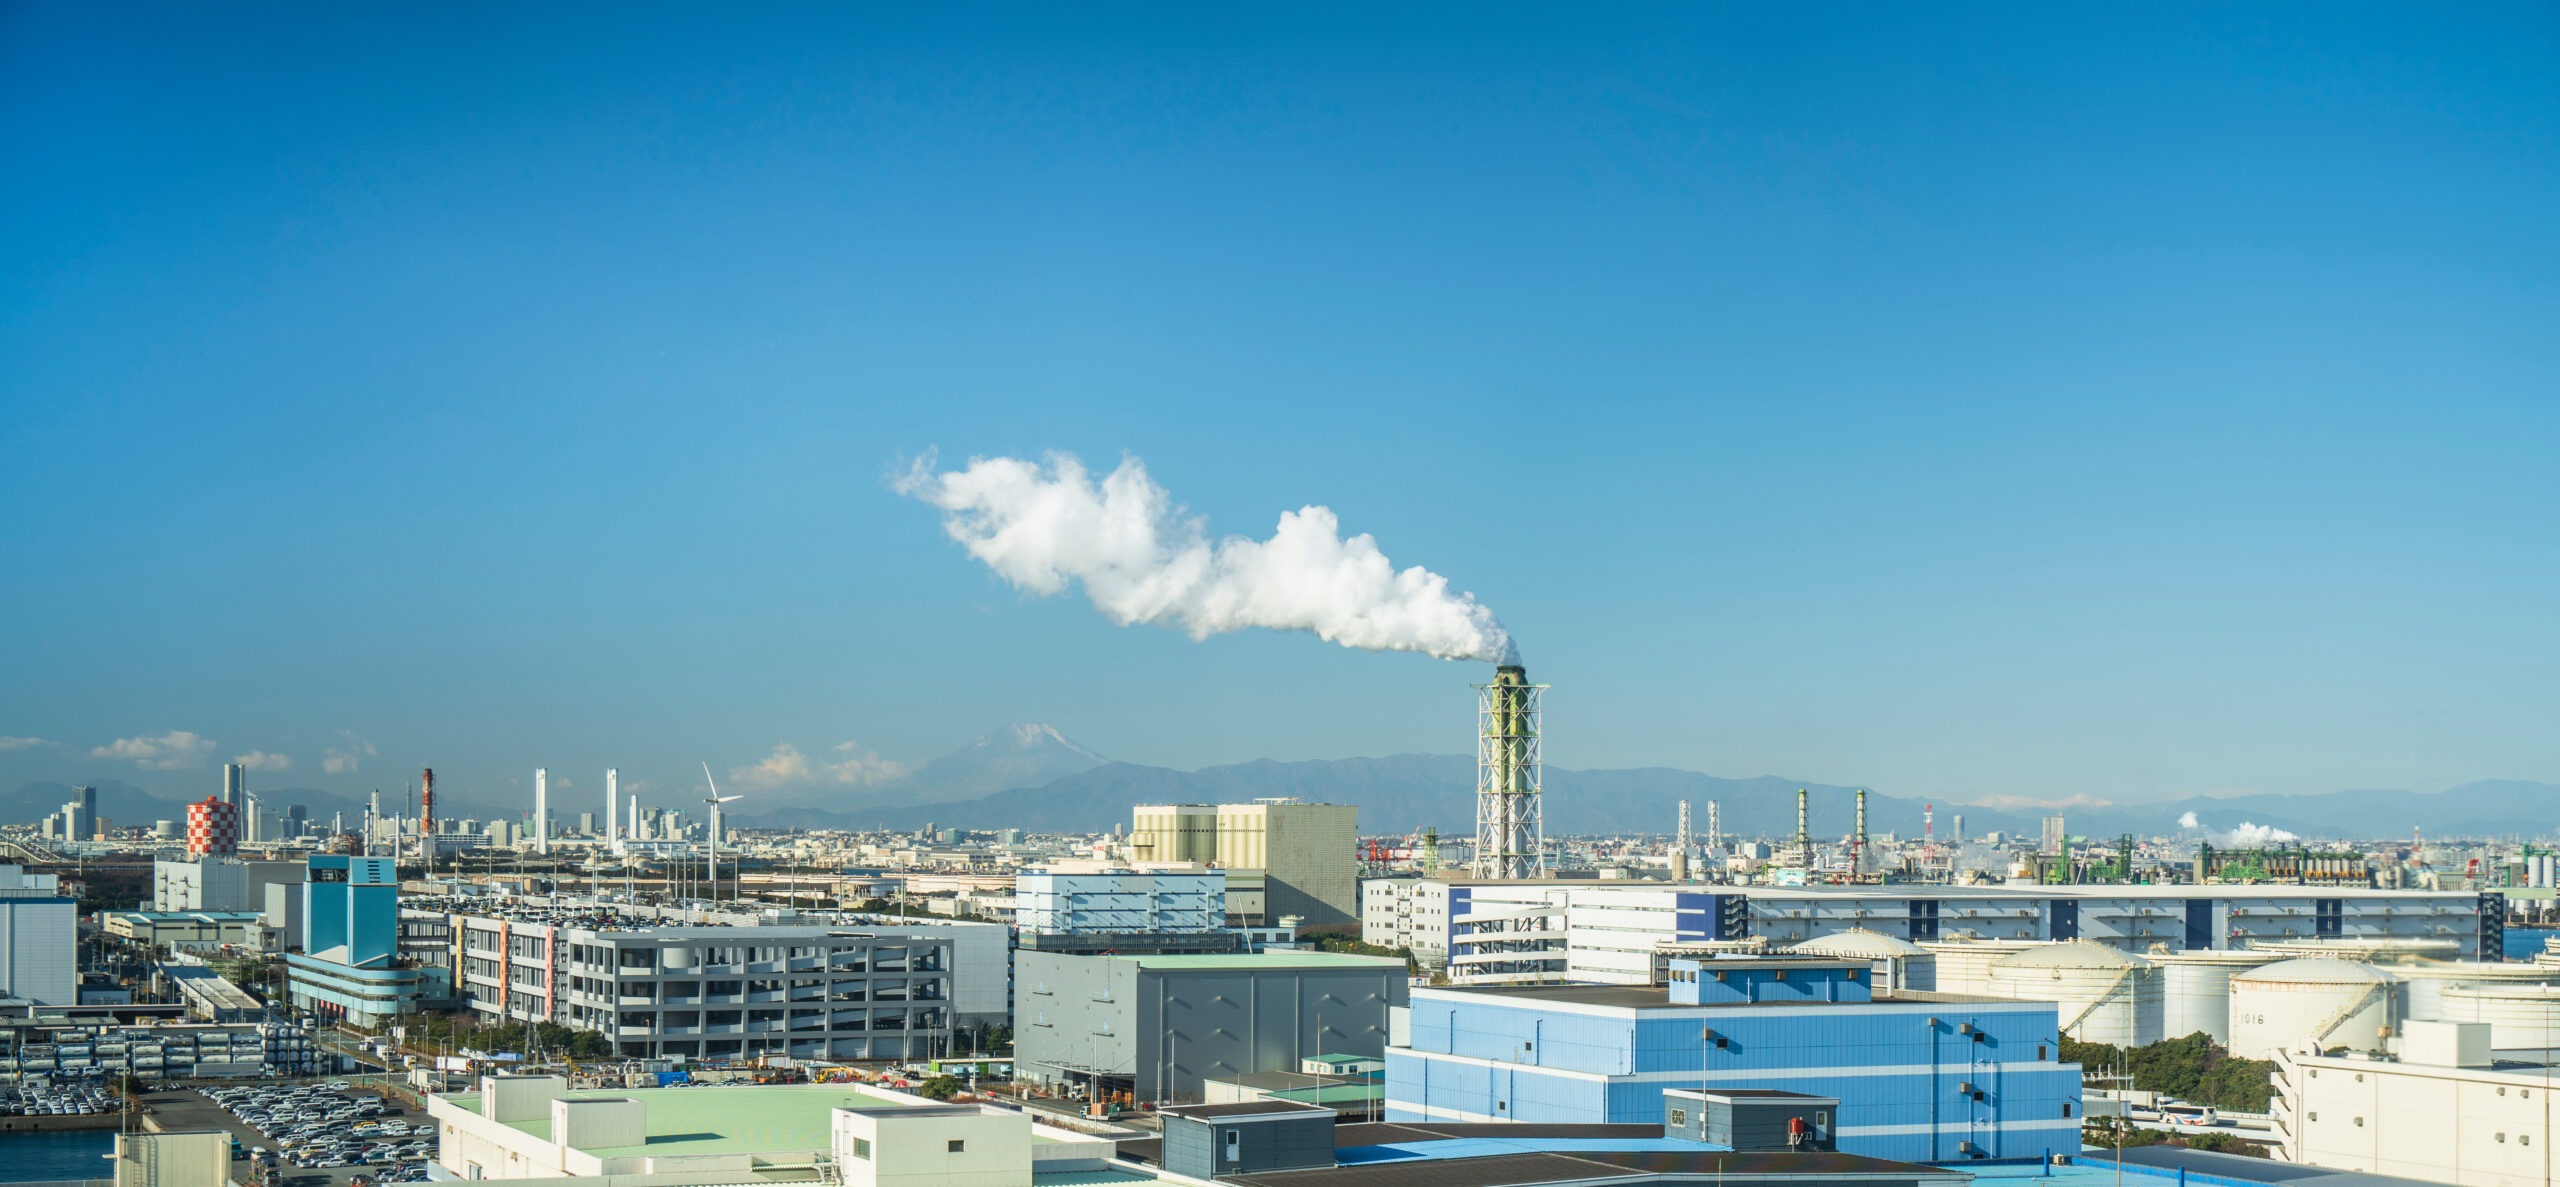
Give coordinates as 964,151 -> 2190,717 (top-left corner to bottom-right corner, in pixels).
5,6 -> 2556,807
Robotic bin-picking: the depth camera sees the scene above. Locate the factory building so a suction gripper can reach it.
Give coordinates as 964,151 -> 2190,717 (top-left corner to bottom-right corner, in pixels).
1385,955 -> 2081,1164
153,856 -> 305,913
1361,880 -> 2500,981
450,910 -> 997,1061
2272,1020 -> 2560,1183
1132,800 -> 1358,926
287,856 -> 434,1024
1014,865 -> 1234,954
0,866 -> 76,1006
1014,951 -> 1407,1103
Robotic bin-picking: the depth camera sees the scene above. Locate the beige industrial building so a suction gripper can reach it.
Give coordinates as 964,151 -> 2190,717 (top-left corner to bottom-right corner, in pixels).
1131,800 -> 1356,925
2274,1020 -> 2560,1185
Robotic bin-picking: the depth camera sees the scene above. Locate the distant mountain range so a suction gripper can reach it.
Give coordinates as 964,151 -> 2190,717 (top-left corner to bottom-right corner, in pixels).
755,723 -> 1112,813
13,723 -> 2552,842
735,729 -> 2560,841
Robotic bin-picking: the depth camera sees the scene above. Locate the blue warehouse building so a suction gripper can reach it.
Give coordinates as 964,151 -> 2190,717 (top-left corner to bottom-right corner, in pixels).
1386,956 -> 2082,1164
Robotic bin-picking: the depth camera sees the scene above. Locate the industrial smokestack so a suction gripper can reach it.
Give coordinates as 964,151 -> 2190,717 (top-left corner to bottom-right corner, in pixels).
1796,788 -> 1812,870
420,767 -> 435,835
605,768 -> 620,849
898,451 -> 1514,662
1853,789 -> 1868,876
1472,664 -> 1545,879
534,767 -> 549,855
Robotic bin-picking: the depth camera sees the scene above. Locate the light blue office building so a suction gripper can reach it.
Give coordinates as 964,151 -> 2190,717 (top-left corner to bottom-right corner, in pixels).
286,855 -> 431,1025
1386,956 -> 2083,1164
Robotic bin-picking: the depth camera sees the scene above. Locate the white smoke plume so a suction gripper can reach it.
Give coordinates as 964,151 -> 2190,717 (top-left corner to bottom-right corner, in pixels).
2177,811 -> 2200,829
2216,821 -> 2299,848
896,451 -> 1515,662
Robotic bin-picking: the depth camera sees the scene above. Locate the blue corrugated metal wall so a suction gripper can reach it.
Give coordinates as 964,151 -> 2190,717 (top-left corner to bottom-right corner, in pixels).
1388,993 -> 2083,1163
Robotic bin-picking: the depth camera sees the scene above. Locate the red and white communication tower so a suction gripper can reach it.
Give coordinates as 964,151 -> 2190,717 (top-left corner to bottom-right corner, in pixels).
1922,802 -> 1937,864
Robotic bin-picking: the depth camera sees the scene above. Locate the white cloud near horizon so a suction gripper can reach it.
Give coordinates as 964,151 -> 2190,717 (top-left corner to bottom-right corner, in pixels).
727,741 -> 910,792
232,750 -> 293,772
92,731 -> 217,770
0,737 -> 48,752
324,731 -> 377,774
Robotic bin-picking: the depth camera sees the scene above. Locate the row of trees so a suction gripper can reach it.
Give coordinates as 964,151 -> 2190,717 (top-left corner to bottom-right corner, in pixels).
2062,1032 -> 2278,1113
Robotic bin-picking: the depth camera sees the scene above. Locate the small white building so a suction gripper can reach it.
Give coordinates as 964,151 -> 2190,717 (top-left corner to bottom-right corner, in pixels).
2275,1020 -> 2556,1185
428,1075 -> 1118,1185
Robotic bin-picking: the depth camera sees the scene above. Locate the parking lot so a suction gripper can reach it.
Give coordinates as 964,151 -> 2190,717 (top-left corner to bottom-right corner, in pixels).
146,1084 -> 435,1187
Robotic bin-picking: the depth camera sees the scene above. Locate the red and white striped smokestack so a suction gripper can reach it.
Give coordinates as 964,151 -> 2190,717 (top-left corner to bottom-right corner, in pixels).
421,767 -> 436,835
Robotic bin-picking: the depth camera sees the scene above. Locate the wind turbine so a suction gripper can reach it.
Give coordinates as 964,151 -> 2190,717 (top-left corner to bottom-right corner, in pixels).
701,762 -> 745,902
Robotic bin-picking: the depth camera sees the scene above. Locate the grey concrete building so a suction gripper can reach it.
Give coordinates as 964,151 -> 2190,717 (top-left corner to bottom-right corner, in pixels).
1015,951 -> 1408,1104
453,909 -> 978,1062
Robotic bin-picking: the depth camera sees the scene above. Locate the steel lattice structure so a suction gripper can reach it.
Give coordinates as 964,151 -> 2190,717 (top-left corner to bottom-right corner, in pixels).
1473,664 -> 1547,880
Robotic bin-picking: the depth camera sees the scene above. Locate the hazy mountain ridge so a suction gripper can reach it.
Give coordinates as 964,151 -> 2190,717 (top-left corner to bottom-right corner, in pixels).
747,755 -> 2053,837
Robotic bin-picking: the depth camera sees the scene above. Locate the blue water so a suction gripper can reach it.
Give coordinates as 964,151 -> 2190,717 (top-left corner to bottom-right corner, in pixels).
2506,926 -> 2560,961
0,1131 -> 116,1182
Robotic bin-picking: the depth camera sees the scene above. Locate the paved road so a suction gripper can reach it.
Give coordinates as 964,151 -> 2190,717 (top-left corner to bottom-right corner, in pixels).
144,1088 -> 426,1187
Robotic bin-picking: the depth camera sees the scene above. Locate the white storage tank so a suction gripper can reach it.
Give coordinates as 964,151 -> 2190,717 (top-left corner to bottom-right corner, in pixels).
2247,936 -> 2460,965
2152,948 -> 2283,1045
2397,960 -> 2560,1022
1988,940 -> 2163,1047
2227,959 -> 2400,1058
1790,928 -> 1936,994
1919,938 -> 2048,997
2438,984 -> 2560,1051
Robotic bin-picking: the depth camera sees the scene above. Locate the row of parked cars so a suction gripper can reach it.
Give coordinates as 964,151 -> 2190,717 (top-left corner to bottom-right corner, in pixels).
6,1082 -> 114,1115
200,1082 -> 437,1170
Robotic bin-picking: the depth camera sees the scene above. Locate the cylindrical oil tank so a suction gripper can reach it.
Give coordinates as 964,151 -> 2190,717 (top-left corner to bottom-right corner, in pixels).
1919,938 -> 2048,997
1790,928 -> 1937,994
2397,961 -> 2560,1022
2227,959 -> 2400,1058
2439,984 -> 2560,1050
2153,948 -> 2284,1045
2247,936 -> 2460,965
1988,941 -> 2164,1047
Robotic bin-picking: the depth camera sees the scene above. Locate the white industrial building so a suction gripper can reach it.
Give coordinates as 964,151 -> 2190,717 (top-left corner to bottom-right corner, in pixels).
428,1075 -> 1120,1185
151,857 -> 305,913
1015,866 -> 1224,939
2274,1020 -> 2560,1185
0,865 -> 76,1006
1360,880 -> 2499,983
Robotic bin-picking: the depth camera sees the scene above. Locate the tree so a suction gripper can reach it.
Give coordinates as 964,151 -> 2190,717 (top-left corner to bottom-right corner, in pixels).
917,1075 -> 961,1101
2061,1032 -> 2276,1113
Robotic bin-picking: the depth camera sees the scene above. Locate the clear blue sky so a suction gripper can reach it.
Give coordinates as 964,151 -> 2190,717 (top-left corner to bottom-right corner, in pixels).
3,4 -> 2554,812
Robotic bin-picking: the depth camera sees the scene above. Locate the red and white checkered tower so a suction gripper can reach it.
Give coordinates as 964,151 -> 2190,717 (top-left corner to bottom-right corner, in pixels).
185,796 -> 238,857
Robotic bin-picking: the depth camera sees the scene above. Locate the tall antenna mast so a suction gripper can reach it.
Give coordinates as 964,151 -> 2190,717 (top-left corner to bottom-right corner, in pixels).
1472,664 -> 1547,880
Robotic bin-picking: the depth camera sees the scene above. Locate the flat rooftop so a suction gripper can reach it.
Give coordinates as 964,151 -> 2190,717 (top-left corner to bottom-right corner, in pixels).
445,1084 -> 1070,1157
1219,1149 -> 1949,1187
1416,984 -> 2012,1010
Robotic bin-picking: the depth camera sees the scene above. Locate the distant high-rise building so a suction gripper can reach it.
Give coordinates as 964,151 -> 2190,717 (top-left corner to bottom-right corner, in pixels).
579,812 -> 597,835
2040,814 -> 2067,856
222,763 -> 244,807
60,786 -> 96,845
1951,814 -> 1966,842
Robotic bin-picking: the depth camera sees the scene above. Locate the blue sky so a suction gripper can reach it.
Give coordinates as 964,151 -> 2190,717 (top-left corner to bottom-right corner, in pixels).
3,4 -> 2554,812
